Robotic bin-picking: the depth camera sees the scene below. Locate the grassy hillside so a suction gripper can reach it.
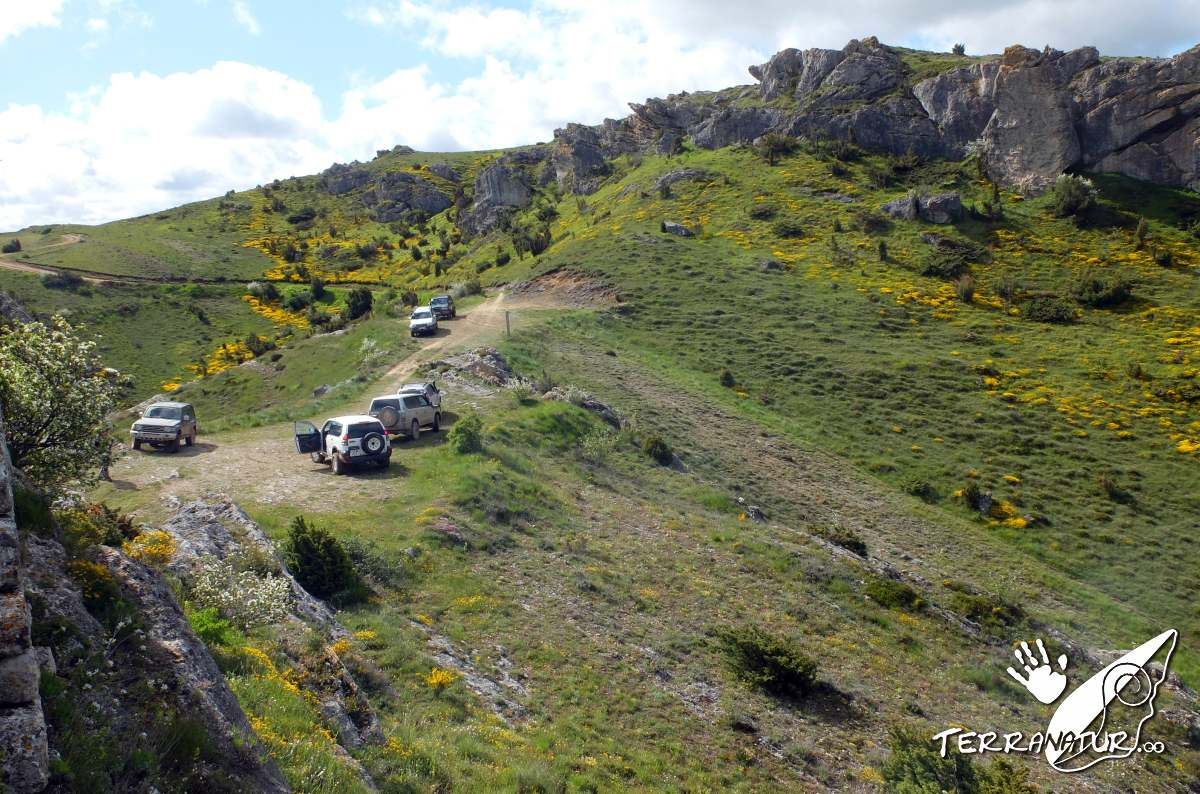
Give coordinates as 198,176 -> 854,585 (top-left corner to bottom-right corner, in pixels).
11,123 -> 1199,789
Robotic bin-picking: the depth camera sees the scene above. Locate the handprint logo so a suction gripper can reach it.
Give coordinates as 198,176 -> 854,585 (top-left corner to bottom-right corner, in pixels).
1007,638 -> 1068,704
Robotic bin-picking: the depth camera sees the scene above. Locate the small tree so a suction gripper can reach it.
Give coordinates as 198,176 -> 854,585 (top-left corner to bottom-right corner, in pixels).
1050,173 -> 1097,219
952,43 -> 966,55
345,286 -> 373,320
755,132 -> 796,166
0,316 -> 120,490
283,516 -> 366,603
309,276 -> 326,300
0,238 -> 20,254
1134,217 -> 1148,249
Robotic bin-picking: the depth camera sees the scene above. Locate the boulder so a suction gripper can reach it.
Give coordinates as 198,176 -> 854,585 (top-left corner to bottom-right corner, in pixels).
652,169 -> 713,192
660,221 -> 695,237
881,192 -> 962,224
429,162 -> 460,182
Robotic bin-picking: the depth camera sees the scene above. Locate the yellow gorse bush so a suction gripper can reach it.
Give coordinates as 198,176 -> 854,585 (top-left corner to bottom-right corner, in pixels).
425,666 -> 458,693
122,530 -> 177,569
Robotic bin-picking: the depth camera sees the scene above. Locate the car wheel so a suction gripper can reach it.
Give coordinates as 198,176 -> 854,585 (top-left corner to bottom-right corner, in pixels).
332,455 -> 345,475
376,455 -> 390,469
411,420 -> 420,441
132,439 -> 141,450
432,413 -> 441,432
362,432 -> 386,456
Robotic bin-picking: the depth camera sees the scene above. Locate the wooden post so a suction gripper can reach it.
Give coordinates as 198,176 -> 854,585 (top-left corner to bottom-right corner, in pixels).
505,310 -> 511,337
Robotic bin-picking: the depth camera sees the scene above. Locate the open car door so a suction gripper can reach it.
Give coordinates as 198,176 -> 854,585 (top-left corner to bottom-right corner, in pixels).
294,421 -> 321,454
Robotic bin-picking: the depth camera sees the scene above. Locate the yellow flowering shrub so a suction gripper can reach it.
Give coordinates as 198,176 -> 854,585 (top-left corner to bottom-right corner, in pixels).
122,530 -> 177,569
425,666 -> 458,694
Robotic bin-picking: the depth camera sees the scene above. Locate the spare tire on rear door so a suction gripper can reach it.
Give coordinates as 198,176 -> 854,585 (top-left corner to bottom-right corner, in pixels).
377,405 -> 399,428
362,432 -> 386,455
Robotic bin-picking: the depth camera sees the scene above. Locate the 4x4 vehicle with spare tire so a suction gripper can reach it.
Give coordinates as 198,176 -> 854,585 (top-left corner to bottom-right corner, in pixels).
131,402 -> 198,453
429,294 -> 456,320
397,381 -> 442,409
294,414 -> 391,474
367,393 -> 440,440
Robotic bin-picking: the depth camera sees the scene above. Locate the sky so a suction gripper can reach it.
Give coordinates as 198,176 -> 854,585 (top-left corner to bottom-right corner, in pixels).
1,0 -> 1198,229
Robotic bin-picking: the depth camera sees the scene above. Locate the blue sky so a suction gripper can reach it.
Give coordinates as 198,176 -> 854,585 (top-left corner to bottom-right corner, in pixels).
1,0 -> 1197,228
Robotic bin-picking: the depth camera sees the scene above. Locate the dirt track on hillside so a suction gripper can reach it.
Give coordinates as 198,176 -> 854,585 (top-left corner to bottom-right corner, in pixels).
105,279 -> 596,509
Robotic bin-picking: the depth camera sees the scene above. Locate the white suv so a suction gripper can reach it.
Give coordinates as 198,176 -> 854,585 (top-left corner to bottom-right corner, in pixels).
294,414 -> 391,475
409,306 -> 438,337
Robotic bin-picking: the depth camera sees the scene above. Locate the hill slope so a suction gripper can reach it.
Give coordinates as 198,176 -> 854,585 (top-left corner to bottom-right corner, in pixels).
3,35 -> 1200,792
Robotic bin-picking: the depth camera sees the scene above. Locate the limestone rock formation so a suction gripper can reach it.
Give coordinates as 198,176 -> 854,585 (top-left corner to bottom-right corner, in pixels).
460,162 -> 532,236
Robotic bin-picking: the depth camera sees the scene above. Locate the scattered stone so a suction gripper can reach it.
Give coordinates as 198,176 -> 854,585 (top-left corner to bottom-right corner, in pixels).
881,192 -> 962,224
660,221 -> 695,237
313,384 -> 332,398
730,713 -> 759,734
428,162 -> 460,182
758,259 -> 783,272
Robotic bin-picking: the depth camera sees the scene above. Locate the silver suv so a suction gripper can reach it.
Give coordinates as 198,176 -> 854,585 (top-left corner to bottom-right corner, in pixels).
131,401 -> 197,453
398,381 -> 441,409
368,393 -> 441,440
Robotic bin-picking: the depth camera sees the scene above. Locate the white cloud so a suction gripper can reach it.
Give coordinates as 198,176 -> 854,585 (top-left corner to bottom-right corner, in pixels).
0,62 -> 331,228
2,0 -> 1197,228
85,17 -> 109,33
0,0 -> 65,44
231,0 -> 260,35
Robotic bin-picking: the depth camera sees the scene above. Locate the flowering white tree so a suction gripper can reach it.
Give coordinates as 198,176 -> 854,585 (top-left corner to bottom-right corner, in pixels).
0,315 -> 121,490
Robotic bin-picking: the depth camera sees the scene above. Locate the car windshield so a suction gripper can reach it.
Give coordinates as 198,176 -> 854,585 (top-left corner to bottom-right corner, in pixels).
369,398 -> 400,411
431,297 -> 448,305
144,405 -> 182,419
347,422 -> 383,438
411,309 -> 431,319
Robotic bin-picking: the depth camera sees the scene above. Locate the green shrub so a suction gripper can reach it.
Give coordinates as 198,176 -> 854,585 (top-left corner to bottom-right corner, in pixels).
945,583 -> 1024,634
640,434 -> 673,466
283,516 -> 368,604
1134,216 -> 1148,248
40,270 -> 84,290
1022,296 -> 1077,323
495,251 -> 511,267
716,626 -> 817,699
882,724 -> 978,792
1,238 -> 20,253
187,606 -> 236,647
865,577 -> 924,612
878,240 -> 888,261
954,275 -> 975,303
447,411 -> 484,453
13,482 -> 53,535
920,250 -> 971,279
1153,247 -> 1174,268
719,369 -> 735,388
345,286 -> 373,320
1072,271 -> 1132,307
882,725 -> 1036,793
309,276 -> 326,300
748,203 -> 777,220
771,218 -> 805,238
1050,173 -> 1097,219
246,281 -> 280,302
952,42 -> 966,55
902,477 -> 939,503
755,132 -> 797,165
816,525 -> 867,556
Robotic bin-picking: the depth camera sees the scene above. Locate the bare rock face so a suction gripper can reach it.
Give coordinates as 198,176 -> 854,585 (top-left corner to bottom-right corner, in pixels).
552,123 -> 611,195
912,61 -> 1001,156
980,45 -> 1098,191
0,403 -> 49,794
692,106 -> 784,149
460,162 -> 532,236
318,162 -> 374,195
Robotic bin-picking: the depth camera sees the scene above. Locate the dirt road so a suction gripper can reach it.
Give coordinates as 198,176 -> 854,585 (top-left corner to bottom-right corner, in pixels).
104,286 -> 575,510
0,234 -> 110,282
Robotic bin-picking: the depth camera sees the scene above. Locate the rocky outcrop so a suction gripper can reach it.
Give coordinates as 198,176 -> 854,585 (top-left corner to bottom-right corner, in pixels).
361,172 -> 452,223
429,162 -> 460,182
459,163 -> 532,236
552,124 -> 611,195
0,404 -> 49,794
543,37 -> 1200,194
318,162 -> 374,195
